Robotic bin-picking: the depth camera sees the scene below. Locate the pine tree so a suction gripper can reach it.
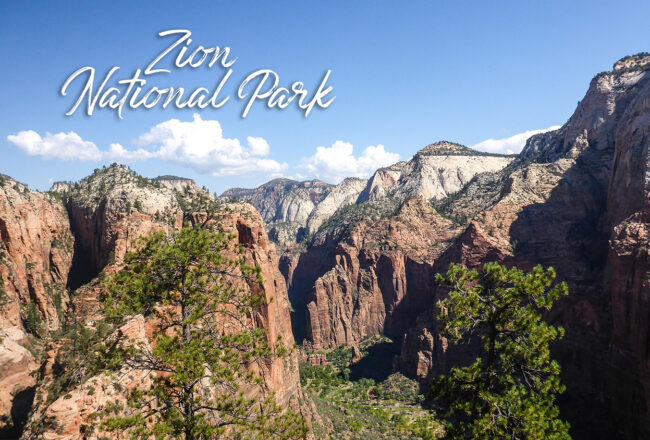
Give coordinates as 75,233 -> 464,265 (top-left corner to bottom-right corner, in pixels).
96,225 -> 307,439
432,262 -> 570,440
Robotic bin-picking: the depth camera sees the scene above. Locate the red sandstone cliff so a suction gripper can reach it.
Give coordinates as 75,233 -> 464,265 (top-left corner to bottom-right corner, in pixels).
24,200 -> 304,439
0,176 -> 74,434
282,198 -> 462,349
0,166 -> 306,438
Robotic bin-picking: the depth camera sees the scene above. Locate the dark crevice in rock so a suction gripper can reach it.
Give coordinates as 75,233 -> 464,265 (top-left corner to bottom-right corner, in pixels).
65,204 -> 99,291
349,340 -> 401,382
0,386 -> 35,439
236,222 -> 254,248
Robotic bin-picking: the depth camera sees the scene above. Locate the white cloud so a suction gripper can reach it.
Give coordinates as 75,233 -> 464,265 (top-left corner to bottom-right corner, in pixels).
134,114 -> 286,176
7,114 -> 287,177
7,130 -> 102,161
471,125 -> 561,155
105,143 -> 154,162
299,140 -> 399,183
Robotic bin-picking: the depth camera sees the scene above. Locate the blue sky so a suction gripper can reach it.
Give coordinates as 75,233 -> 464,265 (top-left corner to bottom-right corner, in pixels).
1,0 -> 649,193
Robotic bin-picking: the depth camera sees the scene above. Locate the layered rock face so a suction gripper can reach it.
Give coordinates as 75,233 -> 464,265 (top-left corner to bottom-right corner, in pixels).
304,178 -> 367,236
0,176 -> 74,433
287,198 -> 461,349
153,175 -> 199,192
202,202 -> 303,406
63,165 -> 184,280
601,54 -> 650,439
48,182 -> 71,193
398,54 -> 650,438
359,142 -> 514,203
223,144 -> 512,247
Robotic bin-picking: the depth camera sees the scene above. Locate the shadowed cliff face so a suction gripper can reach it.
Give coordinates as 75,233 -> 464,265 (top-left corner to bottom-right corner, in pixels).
398,56 -> 650,439
264,144 -> 512,351
280,197 -> 464,349
24,200 -> 306,439
63,165 -> 185,279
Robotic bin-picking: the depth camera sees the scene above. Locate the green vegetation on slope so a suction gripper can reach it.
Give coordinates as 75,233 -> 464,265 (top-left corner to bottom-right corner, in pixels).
301,338 -> 443,440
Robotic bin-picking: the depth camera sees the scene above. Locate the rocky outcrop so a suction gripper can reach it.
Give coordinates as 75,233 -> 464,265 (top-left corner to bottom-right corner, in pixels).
359,142 -> 513,203
613,52 -> 650,72
18,168 -> 307,438
64,165 -> 183,280
23,316 -> 155,439
304,178 -> 366,235
222,178 -> 333,246
286,197 -> 462,349
208,202 -> 303,406
64,166 -> 301,403
607,213 -> 650,439
0,176 -> 74,432
600,54 -> 650,438
153,175 -> 199,192
48,182 -> 72,193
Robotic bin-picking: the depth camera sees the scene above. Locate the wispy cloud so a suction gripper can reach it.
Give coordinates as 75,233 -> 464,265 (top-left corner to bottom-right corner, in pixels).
471,125 -> 561,155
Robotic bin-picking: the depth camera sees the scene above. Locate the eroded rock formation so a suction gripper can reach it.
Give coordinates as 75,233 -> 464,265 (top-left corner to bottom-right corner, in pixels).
222,178 -> 334,246
223,144 -> 513,247
0,166 -> 308,438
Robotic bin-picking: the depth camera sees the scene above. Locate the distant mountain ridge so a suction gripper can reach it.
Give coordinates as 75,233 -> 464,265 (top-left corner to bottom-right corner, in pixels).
222,141 -> 514,246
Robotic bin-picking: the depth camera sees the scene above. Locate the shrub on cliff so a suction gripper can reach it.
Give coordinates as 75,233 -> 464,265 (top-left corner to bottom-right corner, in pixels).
432,262 -> 570,440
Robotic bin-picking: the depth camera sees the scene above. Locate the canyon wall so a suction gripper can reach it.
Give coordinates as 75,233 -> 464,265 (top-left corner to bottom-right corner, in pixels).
233,54 -> 650,439
277,142 -> 512,351
0,177 -> 74,435
398,54 -> 650,438
284,198 -> 461,349
222,178 -> 334,246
